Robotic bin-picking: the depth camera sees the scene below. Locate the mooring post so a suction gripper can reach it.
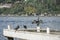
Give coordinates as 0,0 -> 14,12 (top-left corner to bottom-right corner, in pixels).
37,26 -> 40,32
8,25 -> 11,30
47,27 -> 50,34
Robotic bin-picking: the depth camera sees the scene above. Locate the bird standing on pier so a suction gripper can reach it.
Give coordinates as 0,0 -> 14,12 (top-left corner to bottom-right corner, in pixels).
14,25 -> 19,32
23,25 -> 27,29
23,25 -> 27,31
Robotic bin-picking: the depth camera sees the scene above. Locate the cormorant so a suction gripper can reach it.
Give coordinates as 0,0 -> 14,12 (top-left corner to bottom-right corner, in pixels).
23,25 -> 27,29
14,25 -> 19,32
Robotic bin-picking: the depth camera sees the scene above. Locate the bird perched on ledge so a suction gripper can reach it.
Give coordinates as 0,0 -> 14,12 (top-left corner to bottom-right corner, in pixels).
14,25 -> 19,32
23,25 -> 27,29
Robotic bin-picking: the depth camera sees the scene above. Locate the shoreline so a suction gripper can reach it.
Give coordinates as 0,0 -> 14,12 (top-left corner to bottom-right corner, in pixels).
1,15 -> 60,17
0,15 -> 60,17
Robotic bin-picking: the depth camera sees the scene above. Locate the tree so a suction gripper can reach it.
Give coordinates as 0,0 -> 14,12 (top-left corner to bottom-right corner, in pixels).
9,3 -> 24,14
0,0 -> 4,3
24,6 -> 37,15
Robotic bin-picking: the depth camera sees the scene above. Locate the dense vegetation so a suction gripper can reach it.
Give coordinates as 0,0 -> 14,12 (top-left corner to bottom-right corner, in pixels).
0,0 -> 60,16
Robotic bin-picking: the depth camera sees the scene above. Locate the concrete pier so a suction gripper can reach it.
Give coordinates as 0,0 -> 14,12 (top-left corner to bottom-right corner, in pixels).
3,29 -> 60,40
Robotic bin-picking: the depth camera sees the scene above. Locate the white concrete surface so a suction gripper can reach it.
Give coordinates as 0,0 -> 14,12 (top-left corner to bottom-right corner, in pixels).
3,29 -> 60,40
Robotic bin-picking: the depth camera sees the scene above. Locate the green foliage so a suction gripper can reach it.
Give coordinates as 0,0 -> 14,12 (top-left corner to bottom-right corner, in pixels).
11,4 -> 24,14
5,0 -> 12,3
24,6 -> 37,14
0,0 -> 60,15
0,0 -> 4,3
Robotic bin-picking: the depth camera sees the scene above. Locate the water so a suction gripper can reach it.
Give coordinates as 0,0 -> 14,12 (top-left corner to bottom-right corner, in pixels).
0,16 -> 60,40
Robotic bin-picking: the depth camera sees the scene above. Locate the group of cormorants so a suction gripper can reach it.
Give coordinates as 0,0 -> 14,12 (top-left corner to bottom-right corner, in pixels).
14,25 -> 27,31
14,19 -> 43,31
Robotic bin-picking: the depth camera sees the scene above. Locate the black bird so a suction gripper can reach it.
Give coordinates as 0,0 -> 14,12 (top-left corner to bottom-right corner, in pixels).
32,20 -> 39,24
14,25 -> 19,32
23,25 -> 27,29
32,20 -> 43,26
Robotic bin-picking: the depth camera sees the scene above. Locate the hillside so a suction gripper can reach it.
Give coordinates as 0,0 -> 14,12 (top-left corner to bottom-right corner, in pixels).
0,0 -> 60,16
